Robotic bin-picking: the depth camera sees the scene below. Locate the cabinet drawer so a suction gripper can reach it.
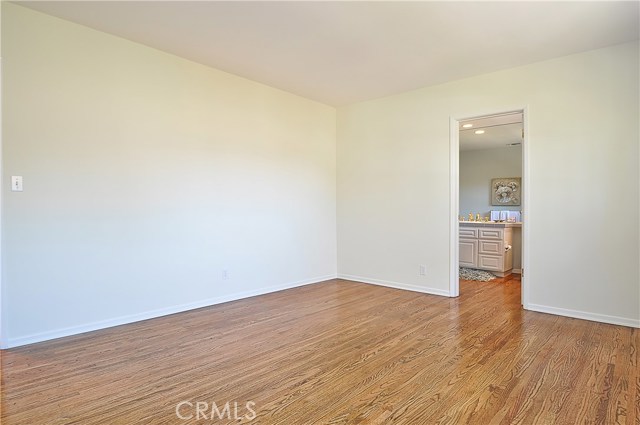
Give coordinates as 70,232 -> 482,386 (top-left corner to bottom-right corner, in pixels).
479,240 -> 503,255
478,254 -> 504,271
459,228 -> 478,238
478,228 -> 503,240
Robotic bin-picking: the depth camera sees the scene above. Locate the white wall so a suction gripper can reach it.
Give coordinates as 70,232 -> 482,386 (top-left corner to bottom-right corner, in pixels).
459,146 -> 522,217
1,4 -> 337,347
337,41 -> 639,327
2,5 -> 638,348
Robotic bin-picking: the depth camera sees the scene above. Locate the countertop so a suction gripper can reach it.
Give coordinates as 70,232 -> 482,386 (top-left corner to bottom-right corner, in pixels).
459,221 -> 522,228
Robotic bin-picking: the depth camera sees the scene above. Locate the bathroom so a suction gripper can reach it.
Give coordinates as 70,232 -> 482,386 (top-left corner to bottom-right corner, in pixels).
458,112 -> 523,279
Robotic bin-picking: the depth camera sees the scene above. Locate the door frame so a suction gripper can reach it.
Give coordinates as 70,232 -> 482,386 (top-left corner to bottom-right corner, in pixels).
0,55 -> 5,348
449,107 -> 530,308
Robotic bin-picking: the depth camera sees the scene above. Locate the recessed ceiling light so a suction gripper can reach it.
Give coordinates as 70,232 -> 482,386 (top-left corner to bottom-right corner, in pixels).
474,130 -> 485,134
462,124 -> 473,128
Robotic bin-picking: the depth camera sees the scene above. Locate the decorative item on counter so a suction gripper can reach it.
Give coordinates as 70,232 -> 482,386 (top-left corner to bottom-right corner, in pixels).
468,213 -> 474,222
475,213 -> 481,222
459,215 -> 465,221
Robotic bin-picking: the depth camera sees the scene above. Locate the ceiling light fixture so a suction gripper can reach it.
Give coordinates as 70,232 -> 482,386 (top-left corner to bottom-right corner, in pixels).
474,130 -> 485,134
462,124 -> 473,128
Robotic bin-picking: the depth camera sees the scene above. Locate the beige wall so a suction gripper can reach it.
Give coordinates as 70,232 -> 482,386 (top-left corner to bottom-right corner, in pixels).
1,4 -> 337,346
337,41 -> 639,326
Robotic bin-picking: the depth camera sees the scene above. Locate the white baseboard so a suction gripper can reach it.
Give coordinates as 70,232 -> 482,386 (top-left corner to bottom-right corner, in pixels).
527,303 -> 640,328
9,274 -> 635,348
337,274 -> 450,297
512,268 -> 522,274
4,274 -> 337,349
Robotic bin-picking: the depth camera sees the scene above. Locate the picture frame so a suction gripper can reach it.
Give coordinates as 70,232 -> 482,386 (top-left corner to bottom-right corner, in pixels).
491,177 -> 521,206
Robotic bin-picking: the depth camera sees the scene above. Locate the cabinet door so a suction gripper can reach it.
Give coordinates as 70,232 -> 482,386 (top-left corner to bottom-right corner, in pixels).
459,239 -> 478,268
478,254 -> 504,271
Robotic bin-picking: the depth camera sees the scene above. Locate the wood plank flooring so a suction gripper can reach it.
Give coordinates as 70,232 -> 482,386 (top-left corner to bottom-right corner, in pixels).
1,278 -> 638,424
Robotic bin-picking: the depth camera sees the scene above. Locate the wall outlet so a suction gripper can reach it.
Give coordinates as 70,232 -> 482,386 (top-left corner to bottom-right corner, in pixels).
222,269 -> 230,280
419,265 -> 427,276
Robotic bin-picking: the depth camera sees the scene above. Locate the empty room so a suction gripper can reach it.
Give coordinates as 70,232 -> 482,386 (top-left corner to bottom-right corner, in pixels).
1,1 -> 639,424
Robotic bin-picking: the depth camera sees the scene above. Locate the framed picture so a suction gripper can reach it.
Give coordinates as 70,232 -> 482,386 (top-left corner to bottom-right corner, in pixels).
491,177 -> 521,206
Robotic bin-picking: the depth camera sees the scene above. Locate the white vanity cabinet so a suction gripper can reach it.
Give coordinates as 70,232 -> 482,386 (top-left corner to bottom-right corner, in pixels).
459,223 -> 515,276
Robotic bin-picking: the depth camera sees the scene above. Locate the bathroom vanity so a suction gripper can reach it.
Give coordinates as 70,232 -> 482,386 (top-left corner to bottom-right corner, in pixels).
459,222 -> 521,277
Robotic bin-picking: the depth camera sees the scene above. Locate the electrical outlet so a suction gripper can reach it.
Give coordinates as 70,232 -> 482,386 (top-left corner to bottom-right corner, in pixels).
419,265 -> 427,276
222,269 -> 230,280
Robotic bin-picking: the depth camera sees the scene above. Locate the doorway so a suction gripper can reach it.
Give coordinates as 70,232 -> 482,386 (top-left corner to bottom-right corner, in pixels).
449,109 -> 528,306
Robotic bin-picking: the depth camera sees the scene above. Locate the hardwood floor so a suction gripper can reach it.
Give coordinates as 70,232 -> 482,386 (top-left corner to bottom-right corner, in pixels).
1,278 -> 638,424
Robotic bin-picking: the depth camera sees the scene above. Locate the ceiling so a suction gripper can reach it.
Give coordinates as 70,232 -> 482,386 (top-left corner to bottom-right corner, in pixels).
459,113 -> 523,152
16,1 -> 640,106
